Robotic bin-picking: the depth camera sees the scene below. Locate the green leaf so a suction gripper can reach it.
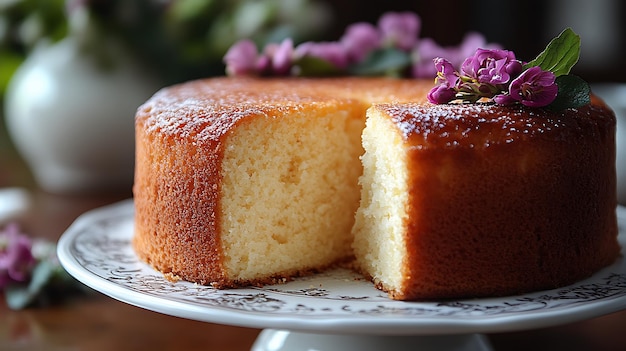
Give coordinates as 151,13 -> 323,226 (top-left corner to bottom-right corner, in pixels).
547,74 -> 591,111
524,28 -> 581,77
0,51 -> 24,96
5,261 -> 55,310
4,285 -> 32,311
293,56 -> 343,77
348,48 -> 412,77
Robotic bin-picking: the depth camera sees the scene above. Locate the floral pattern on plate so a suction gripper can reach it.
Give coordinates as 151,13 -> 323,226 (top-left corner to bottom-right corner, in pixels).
58,200 -> 626,335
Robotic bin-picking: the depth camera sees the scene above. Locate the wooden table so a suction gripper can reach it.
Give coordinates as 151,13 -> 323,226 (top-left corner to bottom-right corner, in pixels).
1,161 -> 625,351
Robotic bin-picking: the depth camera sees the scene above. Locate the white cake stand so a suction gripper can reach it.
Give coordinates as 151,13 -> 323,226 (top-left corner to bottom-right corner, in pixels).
57,200 -> 626,351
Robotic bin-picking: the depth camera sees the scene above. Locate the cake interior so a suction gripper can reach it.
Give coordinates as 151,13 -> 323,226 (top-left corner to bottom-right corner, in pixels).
219,106 -> 365,282
352,107 -> 409,294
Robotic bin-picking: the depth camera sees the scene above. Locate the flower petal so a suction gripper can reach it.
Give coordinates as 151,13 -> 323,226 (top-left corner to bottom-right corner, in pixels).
223,39 -> 260,76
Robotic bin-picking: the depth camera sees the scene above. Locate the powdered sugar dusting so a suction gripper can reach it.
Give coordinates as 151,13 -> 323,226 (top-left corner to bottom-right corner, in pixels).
137,78 -> 341,142
135,77 -> 612,150
135,77 -> 433,143
373,102 -> 608,149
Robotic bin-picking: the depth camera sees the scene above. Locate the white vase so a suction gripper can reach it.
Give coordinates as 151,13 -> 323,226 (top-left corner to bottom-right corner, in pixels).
4,36 -> 161,194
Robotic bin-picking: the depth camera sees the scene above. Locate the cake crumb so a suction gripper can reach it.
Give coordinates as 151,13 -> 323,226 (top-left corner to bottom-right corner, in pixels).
164,272 -> 181,282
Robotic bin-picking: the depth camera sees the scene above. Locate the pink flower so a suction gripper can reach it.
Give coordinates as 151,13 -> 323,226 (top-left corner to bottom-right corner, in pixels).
496,66 -> 558,107
428,84 -> 457,104
378,11 -> 420,51
428,58 -> 459,104
433,57 -> 459,87
262,38 -> 295,76
456,32 -> 500,62
295,41 -> 350,70
0,223 -> 36,289
223,39 -> 261,76
461,48 -> 522,85
411,33 -> 497,79
411,38 -> 449,78
340,22 -> 381,62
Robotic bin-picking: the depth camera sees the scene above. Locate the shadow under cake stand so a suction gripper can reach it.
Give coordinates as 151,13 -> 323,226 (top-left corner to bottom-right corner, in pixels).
57,200 -> 626,351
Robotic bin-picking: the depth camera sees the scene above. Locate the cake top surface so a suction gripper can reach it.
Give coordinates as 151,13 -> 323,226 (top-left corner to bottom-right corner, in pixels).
137,73 -> 614,150
372,97 -> 615,149
135,76 -> 433,141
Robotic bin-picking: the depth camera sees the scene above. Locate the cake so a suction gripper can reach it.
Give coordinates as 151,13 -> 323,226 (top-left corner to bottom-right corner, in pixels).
133,76 -> 620,300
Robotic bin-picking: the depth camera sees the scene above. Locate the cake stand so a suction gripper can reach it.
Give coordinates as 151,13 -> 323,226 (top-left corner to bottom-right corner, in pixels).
57,200 -> 626,351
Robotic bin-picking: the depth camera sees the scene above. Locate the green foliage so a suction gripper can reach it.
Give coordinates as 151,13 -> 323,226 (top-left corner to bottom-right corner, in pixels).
524,28 -> 591,111
548,74 -> 591,111
0,0 -> 67,95
0,51 -> 22,96
294,56 -> 343,76
524,27 -> 581,77
348,48 -> 412,77
0,0 -> 332,88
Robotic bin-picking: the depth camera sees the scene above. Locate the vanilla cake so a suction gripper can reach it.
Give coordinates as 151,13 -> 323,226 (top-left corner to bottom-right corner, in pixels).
133,77 -> 620,299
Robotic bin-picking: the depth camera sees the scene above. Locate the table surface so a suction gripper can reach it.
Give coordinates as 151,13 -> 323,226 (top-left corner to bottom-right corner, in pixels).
1,147 -> 626,351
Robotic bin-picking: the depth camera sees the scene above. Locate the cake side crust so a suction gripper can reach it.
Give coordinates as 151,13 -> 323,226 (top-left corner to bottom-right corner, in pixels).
133,108 -> 229,286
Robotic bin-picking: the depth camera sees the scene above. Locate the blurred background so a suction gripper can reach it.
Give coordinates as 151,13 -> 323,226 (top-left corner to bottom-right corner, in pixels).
1,3 -> 624,349
0,0 -> 624,195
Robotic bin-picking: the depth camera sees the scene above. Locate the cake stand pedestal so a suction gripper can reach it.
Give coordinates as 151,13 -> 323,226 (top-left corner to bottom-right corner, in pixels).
252,330 -> 492,351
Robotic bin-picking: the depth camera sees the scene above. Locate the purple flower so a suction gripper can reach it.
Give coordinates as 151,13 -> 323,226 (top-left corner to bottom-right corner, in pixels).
262,38 -> 295,76
428,58 -> 459,104
433,57 -> 459,87
461,48 -> 523,85
411,32 -> 498,79
378,11 -> 420,51
223,39 -> 261,76
340,22 -> 381,63
428,84 -> 457,104
492,92 -> 516,105
496,66 -> 558,107
456,32 -> 501,62
295,41 -> 350,70
0,223 -> 36,289
411,38 -> 449,78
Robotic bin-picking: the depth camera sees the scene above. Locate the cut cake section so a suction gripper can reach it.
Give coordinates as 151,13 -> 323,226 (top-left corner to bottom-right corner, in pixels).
352,102 -> 619,300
